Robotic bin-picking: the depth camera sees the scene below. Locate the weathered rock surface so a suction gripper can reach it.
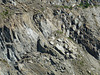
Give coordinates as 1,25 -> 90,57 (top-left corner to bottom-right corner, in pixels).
0,0 -> 100,75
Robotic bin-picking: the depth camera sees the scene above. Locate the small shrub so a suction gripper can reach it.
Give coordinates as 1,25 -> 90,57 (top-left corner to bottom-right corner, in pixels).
69,6 -> 73,10
0,7 -> 15,19
0,10 -> 9,18
80,60 -> 84,66
0,59 -> 7,63
84,2 -> 90,8
56,30 -> 63,34
78,1 -> 90,8
67,37 -> 73,40
63,6 -> 69,8
2,10 -> 9,16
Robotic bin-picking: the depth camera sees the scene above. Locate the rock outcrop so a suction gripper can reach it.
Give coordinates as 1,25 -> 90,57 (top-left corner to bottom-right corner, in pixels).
0,0 -> 100,75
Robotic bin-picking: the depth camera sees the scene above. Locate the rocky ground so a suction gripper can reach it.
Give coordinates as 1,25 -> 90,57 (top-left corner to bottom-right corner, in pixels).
0,0 -> 100,75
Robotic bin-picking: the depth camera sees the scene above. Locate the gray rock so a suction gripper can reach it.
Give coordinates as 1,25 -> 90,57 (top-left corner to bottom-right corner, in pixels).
17,0 -> 32,3
0,0 -> 2,3
0,1 -> 100,75
66,30 -> 70,37
9,0 -> 16,6
77,30 -> 80,35
57,38 -> 62,42
64,44 -> 68,49
0,71 -> 4,75
65,53 -> 70,59
69,54 -> 76,59
26,28 -> 39,41
69,12 -> 73,17
49,41 -> 54,45
40,19 -> 57,38
55,44 -> 65,55
28,60 -> 33,63
51,36 -> 55,40
78,22 -> 82,28
73,25 -> 76,31
75,18 -> 79,25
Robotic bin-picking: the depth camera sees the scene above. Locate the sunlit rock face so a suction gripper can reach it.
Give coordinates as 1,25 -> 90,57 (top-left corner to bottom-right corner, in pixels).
0,0 -> 100,75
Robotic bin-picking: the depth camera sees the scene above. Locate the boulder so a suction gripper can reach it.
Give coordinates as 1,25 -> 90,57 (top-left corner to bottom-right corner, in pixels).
75,18 -> 79,25
77,30 -> 80,35
55,44 -> 65,55
57,38 -> 62,42
49,41 -> 54,45
51,36 -> 55,40
66,30 -> 70,37
69,54 -> 76,59
64,44 -> 68,49
65,53 -> 70,59
78,22 -> 82,28
28,60 -> 33,63
73,25 -> 76,31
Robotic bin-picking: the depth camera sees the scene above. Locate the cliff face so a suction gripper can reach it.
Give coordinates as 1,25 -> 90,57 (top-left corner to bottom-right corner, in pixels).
0,0 -> 100,75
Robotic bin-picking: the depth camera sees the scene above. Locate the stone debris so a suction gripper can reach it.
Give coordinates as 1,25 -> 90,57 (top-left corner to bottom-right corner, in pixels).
49,41 -> 54,45
0,0 -> 100,75
55,44 -> 65,55
64,44 -> 68,49
69,54 -> 76,59
57,38 -> 62,42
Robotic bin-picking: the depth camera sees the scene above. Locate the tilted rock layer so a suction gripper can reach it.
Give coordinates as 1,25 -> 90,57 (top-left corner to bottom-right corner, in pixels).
0,0 -> 100,75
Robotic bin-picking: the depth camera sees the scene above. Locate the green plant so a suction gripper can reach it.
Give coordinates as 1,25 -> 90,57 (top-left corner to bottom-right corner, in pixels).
94,4 -> 100,8
78,1 -> 90,8
53,5 -> 73,10
0,10 -> 8,18
67,37 -> 73,40
3,10 -> 8,15
80,60 -> 84,66
63,6 -> 69,8
0,59 -> 7,63
56,30 -> 63,34
84,2 -> 90,8
69,6 -> 73,10
0,7 -> 15,19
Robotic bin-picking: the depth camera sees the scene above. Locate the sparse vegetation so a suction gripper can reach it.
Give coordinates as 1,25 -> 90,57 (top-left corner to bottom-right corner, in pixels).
0,7 -> 14,19
0,59 -> 7,63
67,36 -> 77,43
80,60 -> 85,66
0,59 -> 10,67
63,6 -> 69,8
54,5 -> 63,8
54,2 -> 100,10
56,30 -> 63,34
54,5 -> 73,10
78,1 -> 90,8
67,37 -> 73,40
41,7 -> 45,11
0,10 -> 9,18
69,6 -> 73,10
